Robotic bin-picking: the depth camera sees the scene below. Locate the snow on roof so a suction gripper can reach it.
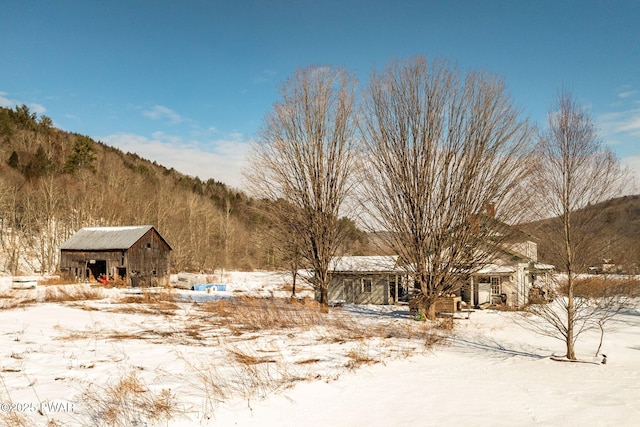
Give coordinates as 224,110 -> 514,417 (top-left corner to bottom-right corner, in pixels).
532,262 -> 554,271
475,263 -> 515,275
60,225 -> 156,251
329,256 -> 401,272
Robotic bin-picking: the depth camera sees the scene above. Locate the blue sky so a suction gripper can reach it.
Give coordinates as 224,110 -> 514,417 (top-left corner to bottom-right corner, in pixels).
1,1 -> 639,189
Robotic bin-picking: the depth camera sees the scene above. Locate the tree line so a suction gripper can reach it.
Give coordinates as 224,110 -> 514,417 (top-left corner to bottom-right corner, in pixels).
0,106 -> 371,276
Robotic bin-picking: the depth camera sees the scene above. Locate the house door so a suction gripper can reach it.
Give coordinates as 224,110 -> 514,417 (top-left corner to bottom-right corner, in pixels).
477,276 -> 491,305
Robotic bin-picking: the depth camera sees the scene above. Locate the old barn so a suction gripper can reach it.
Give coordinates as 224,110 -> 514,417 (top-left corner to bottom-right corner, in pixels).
59,225 -> 172,286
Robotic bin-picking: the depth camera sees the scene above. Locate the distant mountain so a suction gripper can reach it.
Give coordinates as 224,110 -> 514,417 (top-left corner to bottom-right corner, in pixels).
521,195 -> 640,274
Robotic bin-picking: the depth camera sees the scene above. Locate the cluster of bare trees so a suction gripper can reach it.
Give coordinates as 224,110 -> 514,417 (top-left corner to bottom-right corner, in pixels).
245,56 -> 629,359
0,111 -> 267,274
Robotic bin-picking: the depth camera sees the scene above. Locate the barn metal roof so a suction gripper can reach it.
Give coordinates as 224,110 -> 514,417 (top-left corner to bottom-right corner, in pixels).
60,226 -> 159,251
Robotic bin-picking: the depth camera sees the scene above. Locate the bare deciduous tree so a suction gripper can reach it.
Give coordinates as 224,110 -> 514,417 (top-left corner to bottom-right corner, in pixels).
360,56 -> 533,320
523,276 -> 630,359
244,66 -> 358,304
527,90 -> 627,360
260,199 -> 308,297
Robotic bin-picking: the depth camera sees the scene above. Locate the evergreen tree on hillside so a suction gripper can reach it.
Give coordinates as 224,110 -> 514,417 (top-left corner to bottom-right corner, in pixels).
7,151 -> 19,169
25,145 -> 52,179
64,135 -> 97,173
14,104 -> 38,130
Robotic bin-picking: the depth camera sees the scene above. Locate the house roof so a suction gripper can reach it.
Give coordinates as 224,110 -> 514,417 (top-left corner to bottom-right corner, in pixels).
329,256 -> 401,273
531,262 -> 554,271
475,264 -> 515,275
60,226 -> 170,251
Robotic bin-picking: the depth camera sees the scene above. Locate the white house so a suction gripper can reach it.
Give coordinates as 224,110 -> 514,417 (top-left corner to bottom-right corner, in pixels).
324,239 -> 553,309
462,240 -> 554,308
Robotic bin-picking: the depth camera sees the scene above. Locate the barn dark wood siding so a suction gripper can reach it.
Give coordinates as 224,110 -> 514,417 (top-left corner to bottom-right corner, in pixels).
59,227 -> 171,286
59,250 -> 123,281
126,229 -> 171,286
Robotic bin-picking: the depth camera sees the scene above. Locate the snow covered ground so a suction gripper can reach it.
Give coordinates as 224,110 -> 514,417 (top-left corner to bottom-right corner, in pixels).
0,272 -> 639,426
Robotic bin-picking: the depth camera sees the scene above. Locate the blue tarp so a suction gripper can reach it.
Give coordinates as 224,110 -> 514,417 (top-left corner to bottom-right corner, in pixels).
192,284 -> 226,292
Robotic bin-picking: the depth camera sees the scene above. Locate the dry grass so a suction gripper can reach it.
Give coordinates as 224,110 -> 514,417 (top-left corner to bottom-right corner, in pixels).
0,292 -> 38,309
197,296 -> 447,346
44,285 -> 106,302
229,348 -> 278,365
0,411 -> 29,427
2,285 -> 456,424
571,276 -> 640,298
219,347 -> 304,401
198,297 -> 326,331
105,276 -> 128,288
187,347 -> 298,421
81,371 -> 178,426
345,342 -> 377,370
54,329 -> 92,341
187,296 -> 451,418
114,288 -> 179,315
295,358 -> 322,365
37,276 -> 73,286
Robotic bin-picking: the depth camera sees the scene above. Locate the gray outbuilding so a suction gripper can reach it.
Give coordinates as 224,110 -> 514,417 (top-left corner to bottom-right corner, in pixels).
59,225 -> 172,286
324,256 -> 411,305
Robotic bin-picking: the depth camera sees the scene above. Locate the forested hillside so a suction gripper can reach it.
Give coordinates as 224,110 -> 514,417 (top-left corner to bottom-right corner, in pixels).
0,105 -> 370,275
522,195 -> 640,274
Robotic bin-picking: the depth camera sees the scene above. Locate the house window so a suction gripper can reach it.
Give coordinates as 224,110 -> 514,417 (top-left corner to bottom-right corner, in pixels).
491,277 -> 501,295
362,279 -> 372,293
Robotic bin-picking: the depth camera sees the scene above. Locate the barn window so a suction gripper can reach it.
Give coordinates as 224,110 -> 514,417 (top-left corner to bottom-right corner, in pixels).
146,243 -> 152,249
362,279 -> 372,293
490,277 -> 501,295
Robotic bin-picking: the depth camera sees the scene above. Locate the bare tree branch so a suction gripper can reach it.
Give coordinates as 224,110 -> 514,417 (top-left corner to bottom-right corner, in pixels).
526,90 -> 628,359
244,66 -> 359,304
359,56 -> 533,319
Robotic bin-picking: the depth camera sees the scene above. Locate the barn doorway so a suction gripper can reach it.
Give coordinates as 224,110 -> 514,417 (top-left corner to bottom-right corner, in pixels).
87,260 -> 106,281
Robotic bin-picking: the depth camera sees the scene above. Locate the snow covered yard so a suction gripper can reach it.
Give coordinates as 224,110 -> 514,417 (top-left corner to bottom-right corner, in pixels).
0,273 -> 639,426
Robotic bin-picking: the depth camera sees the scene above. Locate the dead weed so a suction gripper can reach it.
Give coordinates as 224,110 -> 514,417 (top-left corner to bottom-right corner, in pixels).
44,285 -> 105,302
81,371 -> 178,426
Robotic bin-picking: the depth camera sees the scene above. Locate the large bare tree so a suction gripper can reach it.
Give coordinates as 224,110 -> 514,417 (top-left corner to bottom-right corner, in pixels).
526,90 -> 627,360
360,57 -> 533,320
244,66 -> 358,304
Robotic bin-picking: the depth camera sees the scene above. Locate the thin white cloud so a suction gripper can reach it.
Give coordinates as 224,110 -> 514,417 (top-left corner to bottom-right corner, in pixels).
227,132 -> 244,141
0,91 -> 47,114
620,156 -> 640,195
618,115 -> 640,135
30,103 -> 46,114
598,108 -> 640,138
142,105 -> 185,124
0,92 -> 12,107
100,132 -> 251,188
619,90 -> 638,99
253,69 -> 278,84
